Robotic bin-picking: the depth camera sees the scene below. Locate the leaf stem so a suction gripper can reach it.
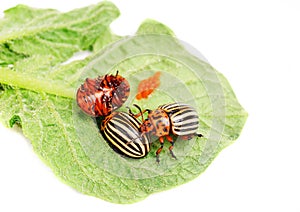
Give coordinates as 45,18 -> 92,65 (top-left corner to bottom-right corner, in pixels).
0,68 -> 75,99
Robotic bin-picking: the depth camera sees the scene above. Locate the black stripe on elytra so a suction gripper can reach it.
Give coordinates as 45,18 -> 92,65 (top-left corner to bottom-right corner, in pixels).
117,113 -> 140,130
166,107 -> 193,117
109,119 -> 140,143
174,120 -> 199,128
104,123 -> 141,156
108,117 -> 146,153
100,127 -> 134,156
171,115 -> 198,123
173,125 -> 198,133
161,103 -> 189,112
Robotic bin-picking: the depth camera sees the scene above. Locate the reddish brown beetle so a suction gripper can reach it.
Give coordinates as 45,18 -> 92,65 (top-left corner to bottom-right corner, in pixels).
76,71 -> 130,117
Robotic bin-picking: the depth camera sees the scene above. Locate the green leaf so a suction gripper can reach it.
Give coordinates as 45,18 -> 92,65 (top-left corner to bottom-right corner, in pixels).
136,19 -> 175,35
0,4 -> 247,204
0,1 -> 120,97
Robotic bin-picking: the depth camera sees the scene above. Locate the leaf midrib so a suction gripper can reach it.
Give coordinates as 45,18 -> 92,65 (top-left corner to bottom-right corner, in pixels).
0,67 -> 75,98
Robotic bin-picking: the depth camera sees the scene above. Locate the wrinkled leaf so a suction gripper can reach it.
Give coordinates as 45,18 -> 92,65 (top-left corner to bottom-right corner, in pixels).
0,3 -> 247,204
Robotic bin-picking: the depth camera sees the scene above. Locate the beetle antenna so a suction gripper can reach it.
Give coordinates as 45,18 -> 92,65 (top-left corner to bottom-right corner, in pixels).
126,106 -> 134,116
133,104 -> 145,122
145,109 -> 152,113
115,70 -> 119,77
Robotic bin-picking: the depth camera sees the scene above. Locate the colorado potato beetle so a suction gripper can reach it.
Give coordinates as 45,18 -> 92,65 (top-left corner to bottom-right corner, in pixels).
130,103 -> 203,163
99,111 -> 150,159
76,71 -> 130,117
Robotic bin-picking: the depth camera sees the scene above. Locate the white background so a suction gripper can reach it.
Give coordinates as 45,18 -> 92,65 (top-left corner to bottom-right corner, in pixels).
1,0 -> 300,211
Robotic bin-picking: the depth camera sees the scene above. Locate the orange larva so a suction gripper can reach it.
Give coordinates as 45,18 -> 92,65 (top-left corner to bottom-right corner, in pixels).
136,72 -> 161,100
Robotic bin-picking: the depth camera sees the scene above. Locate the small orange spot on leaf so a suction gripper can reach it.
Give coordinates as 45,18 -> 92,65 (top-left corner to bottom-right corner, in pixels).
136,72 -> 161,100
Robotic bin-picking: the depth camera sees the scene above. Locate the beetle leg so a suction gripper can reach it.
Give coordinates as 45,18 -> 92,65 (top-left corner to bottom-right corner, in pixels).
126,106 -> 146,118
133,112 -> 143,119
156,136 -> 165,163
166,135 -> 177,160
126,106 -> 135,116
180,133 -> 203,140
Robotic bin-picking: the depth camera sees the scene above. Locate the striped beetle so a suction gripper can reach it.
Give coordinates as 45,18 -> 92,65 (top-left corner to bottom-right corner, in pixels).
99,111 -> 150,159
76,71 -> 130,117
130,103 -> 203,163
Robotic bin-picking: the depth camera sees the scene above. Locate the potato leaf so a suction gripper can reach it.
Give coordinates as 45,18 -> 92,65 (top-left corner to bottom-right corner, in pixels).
0,3 -> 247,204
